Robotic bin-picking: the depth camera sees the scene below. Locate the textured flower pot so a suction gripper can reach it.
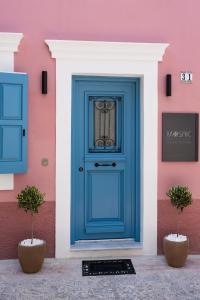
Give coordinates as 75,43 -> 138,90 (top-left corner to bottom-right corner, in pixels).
18,239 -> 46,273
163,235 -> 188,268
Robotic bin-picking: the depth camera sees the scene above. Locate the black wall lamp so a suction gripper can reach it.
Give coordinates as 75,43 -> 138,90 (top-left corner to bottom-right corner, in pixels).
166,74 -> 172,96
42,71 -> 48,94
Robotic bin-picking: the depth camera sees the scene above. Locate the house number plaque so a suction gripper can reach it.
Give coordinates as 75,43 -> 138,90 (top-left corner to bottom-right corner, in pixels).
180,72 -> 192,83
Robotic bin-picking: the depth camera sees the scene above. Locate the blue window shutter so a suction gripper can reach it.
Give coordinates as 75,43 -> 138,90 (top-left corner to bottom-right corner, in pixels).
0,72 -> 28,173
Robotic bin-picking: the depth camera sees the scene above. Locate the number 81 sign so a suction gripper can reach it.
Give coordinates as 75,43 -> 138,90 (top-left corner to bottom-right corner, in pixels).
180,72 -> 192,83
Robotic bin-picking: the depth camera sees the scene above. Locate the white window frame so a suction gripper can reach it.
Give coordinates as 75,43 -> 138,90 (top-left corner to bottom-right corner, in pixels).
0,32 -> 23,190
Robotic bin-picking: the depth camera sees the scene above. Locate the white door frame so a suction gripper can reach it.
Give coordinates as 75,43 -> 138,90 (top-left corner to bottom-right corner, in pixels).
0,32 -> 23,190
45,40 -> 169,258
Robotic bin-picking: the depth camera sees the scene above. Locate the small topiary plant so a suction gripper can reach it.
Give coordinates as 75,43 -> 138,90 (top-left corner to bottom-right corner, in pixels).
17,186 -> 45,244
166,185 -> 192,236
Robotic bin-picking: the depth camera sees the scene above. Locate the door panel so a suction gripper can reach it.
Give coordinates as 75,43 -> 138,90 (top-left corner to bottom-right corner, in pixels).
1,126 -> 22,160
85,167 -> 125,234
87,172 -> 122,219
71,76 -> 140,243
1,84 -> 22,120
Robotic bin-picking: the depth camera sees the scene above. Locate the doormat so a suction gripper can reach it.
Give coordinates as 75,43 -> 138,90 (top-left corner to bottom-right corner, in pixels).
82,259 -> 136,276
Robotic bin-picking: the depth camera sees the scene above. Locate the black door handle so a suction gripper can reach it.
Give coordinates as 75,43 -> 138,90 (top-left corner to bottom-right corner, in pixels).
95,162 -> 116,167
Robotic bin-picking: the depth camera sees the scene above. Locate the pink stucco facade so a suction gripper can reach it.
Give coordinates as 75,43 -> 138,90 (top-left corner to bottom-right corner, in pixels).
0,0 -> 200,258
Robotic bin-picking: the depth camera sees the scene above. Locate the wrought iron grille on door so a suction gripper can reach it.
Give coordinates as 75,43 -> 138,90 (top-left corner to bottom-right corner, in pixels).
88,96 -> 122,153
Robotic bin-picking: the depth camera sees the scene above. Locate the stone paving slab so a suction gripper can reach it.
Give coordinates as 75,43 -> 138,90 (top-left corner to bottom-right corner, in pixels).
0,255 -> 200,299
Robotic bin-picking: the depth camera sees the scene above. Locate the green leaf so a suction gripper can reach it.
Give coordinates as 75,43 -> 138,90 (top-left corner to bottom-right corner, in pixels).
166,185 -> 192,212
17,185 -> 45,215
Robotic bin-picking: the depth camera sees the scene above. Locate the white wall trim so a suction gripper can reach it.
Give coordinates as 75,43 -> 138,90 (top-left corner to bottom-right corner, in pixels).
0,32 -> 23,190
0,175 -> 13,190
0,32 -> 23,51
45,39 -> 169,258
0,32 -> 23,71
46,40 -> 168,62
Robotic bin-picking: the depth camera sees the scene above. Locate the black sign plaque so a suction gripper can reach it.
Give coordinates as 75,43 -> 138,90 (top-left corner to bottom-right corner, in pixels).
162,113 -> 199,161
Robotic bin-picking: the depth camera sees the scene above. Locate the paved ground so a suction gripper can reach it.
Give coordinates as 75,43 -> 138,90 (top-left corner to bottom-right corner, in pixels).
0,255 -> 200,300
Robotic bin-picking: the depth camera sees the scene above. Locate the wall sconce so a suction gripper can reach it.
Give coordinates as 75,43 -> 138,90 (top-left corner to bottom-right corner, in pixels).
166,74 -> 171,96
42,71 -> 47,94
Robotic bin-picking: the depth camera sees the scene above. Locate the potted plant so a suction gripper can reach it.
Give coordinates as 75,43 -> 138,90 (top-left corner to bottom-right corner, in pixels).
163,185 -> 192,268
17,185 -> 46,273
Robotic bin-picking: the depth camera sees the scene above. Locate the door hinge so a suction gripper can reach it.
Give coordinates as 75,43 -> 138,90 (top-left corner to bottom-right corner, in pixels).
22,129 -> 26,136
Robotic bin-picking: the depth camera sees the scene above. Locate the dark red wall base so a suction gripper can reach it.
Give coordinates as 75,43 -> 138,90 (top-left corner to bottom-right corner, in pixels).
1,199 -> 199,259
158,199 -> 200,254
0,201 -> 55,259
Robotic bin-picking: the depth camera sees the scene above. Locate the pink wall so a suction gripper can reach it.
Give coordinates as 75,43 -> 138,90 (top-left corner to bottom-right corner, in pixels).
0,0 -> 200,256
1,0 -> 200,199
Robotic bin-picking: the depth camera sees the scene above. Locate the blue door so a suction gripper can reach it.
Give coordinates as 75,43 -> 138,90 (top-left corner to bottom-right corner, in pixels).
71,76 -> 140,244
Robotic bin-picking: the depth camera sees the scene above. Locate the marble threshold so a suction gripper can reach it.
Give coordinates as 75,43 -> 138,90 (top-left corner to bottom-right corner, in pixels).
70,239 -> 143,251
